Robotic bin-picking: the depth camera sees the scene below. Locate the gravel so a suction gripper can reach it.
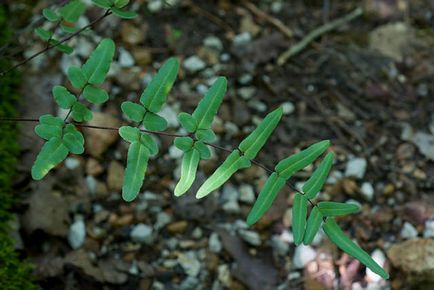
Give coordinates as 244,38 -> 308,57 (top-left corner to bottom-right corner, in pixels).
130,224 -> 153,244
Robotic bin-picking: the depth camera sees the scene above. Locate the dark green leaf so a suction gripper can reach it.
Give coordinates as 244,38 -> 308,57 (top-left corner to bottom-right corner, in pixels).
63,133 -> 84,154
121,101 -> 146,123
111,7 -> 137,19
35,28 -> 53,41
71,102 -> 93,122
140,57 -> 179,113
52,85 -> 77,109
194,141 -> 211,160
195,128 -> 216,142
91,0 -> 113,9
318,202 -> 361,216
246,172 -> 287,225
67,66 -> 87,89
39,114 -> 64,126
174,137 -> 194,152
119,126 -> 141,143
122,142 -> 150,201
35,124 -> 62,140
55,43 -> 74,54
323,218 -> 389,279
114,0 -> 129,8
59,0 -> 86,22
303,206 -> 323,245
83,85 -> 109,104
174,148 -> 200,196
238,107 -> 282,160
61,24 -> 80,33
292,193 -> 308,245
82,38 -> 115,85
275,140 -> 330,179
140,133 -> 159,156
143,112 -> 167,131
178,112 -> 197,133
42,8 -> 60,21
303,152 -> 334,199
31,137 -> 69,180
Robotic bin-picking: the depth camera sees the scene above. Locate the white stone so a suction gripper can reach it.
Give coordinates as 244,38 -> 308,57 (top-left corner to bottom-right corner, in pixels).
366,249 -> 387,282
208,232 -> 222,253
400,222 -> 418,239
222,200 -> 240,214
148,0 -> 163,13
327,170 -> 343,184
85,175 -> 97,194
118,47 -> 135,67
65,157 -> 80,170
361,182 -> 375,201
68,219 -> 86,249
424,220 -> 434,238
238,87 -> 256,100
159,105 -> 179,127
293,245 -> 316,269
345,157 -> 367,179
178,252 -> 201,277
271,235 -> 289,256
239,229 -> 261,246
233,32 -> 252,46
222,184 -> 238,202
239,184 -> 255,204
281,101 -> 295,115
131,224 -> 153,244
169,145 -> 184,159
217,264 -> 231,287
155,212 -> 172,230
204,36 -> 223,51
183,56 -> 206,73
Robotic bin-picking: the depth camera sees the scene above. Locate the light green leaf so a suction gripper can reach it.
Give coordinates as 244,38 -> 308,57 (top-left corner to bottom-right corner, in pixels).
303,206 -> 323,245
35,124 -> 62,140
35,28 -> 53,41
121,101 -> 146,123
196,150 -> 251,199
238,107 -> 282,160
317,202 -> 361,216
59,0 -> 86,22
119,126 -> 140,143
174,137 -> 194,152
143,112 -> 167,131
91,0 -> 113,9
82,38 -> 115,85
61,24 -> 80,33
140,133 -> 158,156
114,0 -> 129,8
63,133 -> 84,154
31,137 -> 69,180
52,85 -> 77,109
303,152 -> 334,199
323,218 -> 389,279
83,85 -> 109,104
39,114 -> 64,127
195,128 -> 216,142
122,142 -> 150,202
192,77 -> 227,130
42,8 -> 60,21
178,112 -> 197,133
174,149 -> 200,196
194,141 -> 211,160
64,124 -> 84,144
71,102 -> 93,122
140,57 -> 179,113
111,7 -> 137,19
275,140 -> 330,179
67,66 -> 87,89
246,172 -> 287,225
292,193 -> 308,245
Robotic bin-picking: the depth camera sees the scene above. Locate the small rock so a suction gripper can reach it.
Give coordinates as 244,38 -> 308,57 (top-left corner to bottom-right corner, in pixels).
218,264 -> 232,287
118,47 -> 135,67
233,32 -> 252,47
85,113 -> 121,158
209,232 -> 222,253
167,220 -> 188,234
68,219 -> 86,249
169,145 -> 183,159
86,158 -> 104,176
132,48 -> 152,65
400,222 -> 418,239
344,157 -> 367,179
65,157 -> 80,170
224,121 -> 239,137
238,87 -> 256,100
148,0 -> 163,13
239,229 -> 261,246
107,161 -> 125,192
238,73 -> 252,85
293,245 -> 316,269
131,224 -> 153,244
86,175 -> 97,194
183,56 -> 206,73
270,235 -> 289,256
424,220 -> 434,238
239,184 -> 255,204
155,212 -> 172,230
178,252 -> 201,277
281,102 -> 295,115
240,15 -> 260,36
222,184 -> 238,202
159,105 -> 179,127
248,99 -> 267,112
366,249 -> 387,282
361,182 -> 375,201
222,200 -> 240,214
203,36 -> 223,51
121,23 -> 145,45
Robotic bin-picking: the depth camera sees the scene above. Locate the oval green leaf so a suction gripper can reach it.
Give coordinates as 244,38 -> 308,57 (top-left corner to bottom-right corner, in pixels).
194,141 -> 211,160
195,128 -> 216,142
42,8 -> 60,21
31,137 -> 69,180
178,112 -> 197,133
71,102 -> 93,122
143,112 -> 167,131
68,66 -> 87,89
81,38 -> 115,85
119,126 -> 140,143
59,0 -> 86,23
174,137 -> 194,152
83,85 -> 109,104
112,7 -> 137,19
140,133 -> 159,156
121,101 -> 146,123
53,85 -> 77,109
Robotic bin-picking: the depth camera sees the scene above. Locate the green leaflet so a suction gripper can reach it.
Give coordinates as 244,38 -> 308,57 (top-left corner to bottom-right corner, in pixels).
52,85 -> 77,109
114,0 -> 129,8
246,172 -> 287,225
275,140 -> 330,179
81,38 -> 115,85
323,218 -> 389,279
83,85 -> 109,104
63,124 -> 85,154
53,41 -> 74,54
317,202 -> 361,216
174,137 -> 194,152
35,28 -> 52,41
143,112 -> 167,131
140,133 -> 159,156
140,57 -> 179,113
59,0 -> 86,23
61,24 -> 80,33
292,193 -> 308,245
39,114 -> 64,126
195,128 -> 216,142
122,142 -> 150,202
121,101 -> 146,123
178,112 -> 197,133
303,206 -> 323,245
42,8 -> 60,21
68,66 -> 87,89
196,150 -> 251,199
119,126 -> 140,143
238,107 -> 283,160
71,102 -> 93,122
303,151 -> 334,199
174,148 -> 201,196
35,114 -> 64,140
192,77 -> 227,130
111,7 -> 137,19
91,0 -> 112,9
194,141 -> 211,160
31,137 -> 69,180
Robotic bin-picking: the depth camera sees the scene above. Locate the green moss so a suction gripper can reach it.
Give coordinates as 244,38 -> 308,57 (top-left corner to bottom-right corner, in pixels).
0,6 -> 39,290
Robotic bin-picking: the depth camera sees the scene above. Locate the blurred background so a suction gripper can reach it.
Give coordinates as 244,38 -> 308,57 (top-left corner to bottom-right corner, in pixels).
1,0 -> 434,289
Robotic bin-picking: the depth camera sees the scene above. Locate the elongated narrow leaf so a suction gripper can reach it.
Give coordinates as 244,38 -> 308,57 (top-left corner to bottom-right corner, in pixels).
119,126 -> 140,143
303,206 -> 323,245
59,0 -> 86,22
238,107 -> 283,160
31,137 -> 69,180
196,150 -> 251,199
318,202 -> 360,216
140,57 -> 179,113
174,149 -> 201,196
292,193 -> 308,245
71,102 -> 93,122
83,85 -> 109,104
143,112 -> 167,131
42,8 -> 60,21
81,38 -> 115,85
122,142 -> 150,202
178,112 -> 197,133
275,140 -> 330,179
192,77 -> 227,130
140,133 -> 159,156
68,66 -> 87,89
35,28 -> 53,41
303,152 -> 334,199
112,7 -> 137,19
174,137 -> 194,152
323,218 -> 389,279
91,0 -> 112,9
246,172 -> 287,225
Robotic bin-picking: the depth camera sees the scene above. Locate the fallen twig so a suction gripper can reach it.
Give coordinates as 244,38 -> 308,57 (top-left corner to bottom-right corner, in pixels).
277,7 -> 363,65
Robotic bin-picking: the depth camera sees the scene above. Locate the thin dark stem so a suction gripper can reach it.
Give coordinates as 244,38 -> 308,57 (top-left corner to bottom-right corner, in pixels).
0,9 -> 112,77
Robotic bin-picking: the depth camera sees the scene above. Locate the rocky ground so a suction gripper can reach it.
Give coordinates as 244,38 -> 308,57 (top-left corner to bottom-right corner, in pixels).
6,0 -> 434,289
